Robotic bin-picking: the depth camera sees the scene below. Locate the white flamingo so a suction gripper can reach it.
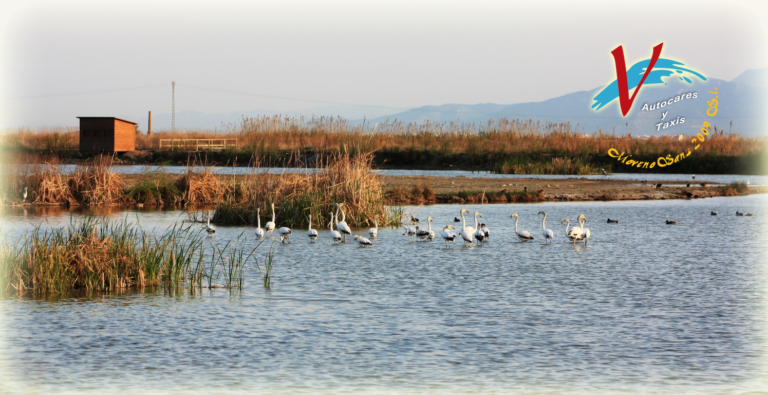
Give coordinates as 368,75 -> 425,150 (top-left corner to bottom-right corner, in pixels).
265,203 -> 276,236
441,225 -> 457,247
254,208 -> 265,239
471,213 -> 485,244
205,210 -> 216,235
458,208 -> 476,244
416,217 -> 435,241
403,224 -> 417,241
307,214 -> 318,242
22,186 -> 28,203
354,235 -> 373,247
334,203 -> 352,242
480,223 -> 490,241
538,211 -> 554,244
369,217 -> 379,238
329,212 -> 342,244
577,214 -> 591,245
510,213 -> 533,241
561,219 -> 583,244
278,225 -> 292,244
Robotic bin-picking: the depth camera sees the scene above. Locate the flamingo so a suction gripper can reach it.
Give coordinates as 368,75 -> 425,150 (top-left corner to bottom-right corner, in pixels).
578,214 -> 591,245
329,212 -> 342,244
561,219 -> 582,244
205,210 -> 216,235
538,211 -> 554,244
334,203 -> 352,242
278,225 -> 292,244
353,235 -> 373,247
254,208 -> 265,239
369,217 -> 378,238
416,217 -> 435,241
441,225 -> 456,247
265,203 -> 276,236
458,209 -> 476,244
307,214 -> 318,242
22,186 -> 28,203
509,213 -> 534,241
403,224 -> 417,241
480,223 -> 490,241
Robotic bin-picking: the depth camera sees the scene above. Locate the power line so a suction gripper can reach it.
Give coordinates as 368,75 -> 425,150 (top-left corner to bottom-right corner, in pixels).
1,84 -> 168,100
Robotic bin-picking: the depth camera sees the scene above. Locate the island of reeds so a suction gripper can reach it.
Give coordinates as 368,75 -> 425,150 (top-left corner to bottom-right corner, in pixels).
0,149 -> 404,229
0,216 -> 276,296
2,116 -> 766,175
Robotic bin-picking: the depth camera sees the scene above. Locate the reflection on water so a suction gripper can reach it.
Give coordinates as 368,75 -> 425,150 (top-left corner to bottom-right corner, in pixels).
1,195 -> 767,394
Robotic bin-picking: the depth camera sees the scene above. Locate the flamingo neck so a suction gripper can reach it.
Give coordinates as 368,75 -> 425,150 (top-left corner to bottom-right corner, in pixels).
541,214 -> 546,230
374,219 -> 378,230
257,211 -> 261,228
514,216 -> 518,233
340,208 -> 346,222
427,220 -> 432,232
271,204 -> 275,222
460,211 -> 467,231
473,213 -> 478,229
308,216 -> 312,231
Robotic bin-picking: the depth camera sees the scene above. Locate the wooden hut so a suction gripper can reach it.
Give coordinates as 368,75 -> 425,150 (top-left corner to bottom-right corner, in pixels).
78,117 -> 137,153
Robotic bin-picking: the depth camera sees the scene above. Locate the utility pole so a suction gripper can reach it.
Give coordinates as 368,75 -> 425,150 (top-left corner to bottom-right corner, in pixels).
172,81 -> 176,132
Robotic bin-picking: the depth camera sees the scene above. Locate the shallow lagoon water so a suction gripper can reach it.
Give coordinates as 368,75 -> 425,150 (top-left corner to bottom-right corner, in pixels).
1,196 -> 767,394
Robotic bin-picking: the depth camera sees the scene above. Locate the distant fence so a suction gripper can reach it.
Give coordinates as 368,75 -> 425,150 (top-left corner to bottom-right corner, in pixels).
159,139 -> 237,151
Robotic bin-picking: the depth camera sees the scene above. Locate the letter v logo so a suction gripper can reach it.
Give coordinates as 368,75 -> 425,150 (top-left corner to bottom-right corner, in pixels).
611,43 -> 663,116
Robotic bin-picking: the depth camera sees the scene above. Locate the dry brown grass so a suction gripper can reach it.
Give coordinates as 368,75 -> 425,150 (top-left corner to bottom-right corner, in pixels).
179,168 -> 227,206
1,155 -> 124,206
3,116 -> 763,159
212,148 -> 400,228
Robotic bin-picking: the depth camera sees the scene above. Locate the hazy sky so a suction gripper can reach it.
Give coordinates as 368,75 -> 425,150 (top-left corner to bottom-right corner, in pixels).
1,0 -> 767,128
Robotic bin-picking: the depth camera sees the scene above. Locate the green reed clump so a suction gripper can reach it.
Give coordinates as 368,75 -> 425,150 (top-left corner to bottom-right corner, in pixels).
254,241 -> 276,289
0,216 -> 261,295
127,168 -> 182,205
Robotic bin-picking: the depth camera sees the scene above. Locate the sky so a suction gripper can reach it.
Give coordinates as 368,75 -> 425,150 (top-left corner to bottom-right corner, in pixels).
1,0 -> 767,128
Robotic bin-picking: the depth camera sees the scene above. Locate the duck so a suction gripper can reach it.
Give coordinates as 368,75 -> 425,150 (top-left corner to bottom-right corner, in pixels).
711,211 -> 717,216
736,211 -> 744,216
666,220 -> 677,225
607,218 -> 619,223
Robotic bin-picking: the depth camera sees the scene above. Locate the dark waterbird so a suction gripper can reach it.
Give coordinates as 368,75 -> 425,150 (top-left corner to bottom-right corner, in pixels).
607,219 -> 619,223
711,211 -> 717,216
453,217 -> 461,222
736,211 -> 744,216
666,220 -> 677,225
656,183 -> 662,189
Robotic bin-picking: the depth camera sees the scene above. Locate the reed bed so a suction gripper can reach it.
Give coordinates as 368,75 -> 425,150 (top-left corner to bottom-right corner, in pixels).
0,156 -> 125,206
4,117 -> 764,171
211,149 -> 401,228
0,216 -> 260,295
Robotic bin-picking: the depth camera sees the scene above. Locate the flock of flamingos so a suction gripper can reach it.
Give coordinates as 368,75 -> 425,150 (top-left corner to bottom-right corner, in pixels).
205,203 -> 592,247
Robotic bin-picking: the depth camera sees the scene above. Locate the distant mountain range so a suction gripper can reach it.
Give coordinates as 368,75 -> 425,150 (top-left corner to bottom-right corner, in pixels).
365,67 -> 767,137
135,67 -> 767,136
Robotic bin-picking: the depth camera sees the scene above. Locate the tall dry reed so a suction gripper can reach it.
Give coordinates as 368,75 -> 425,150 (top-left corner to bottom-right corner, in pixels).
210,149 -> 401,228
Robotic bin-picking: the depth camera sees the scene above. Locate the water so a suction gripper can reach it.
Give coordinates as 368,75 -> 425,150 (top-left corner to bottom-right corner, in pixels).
19,164 -> 764,185
1,196 -> 767,394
